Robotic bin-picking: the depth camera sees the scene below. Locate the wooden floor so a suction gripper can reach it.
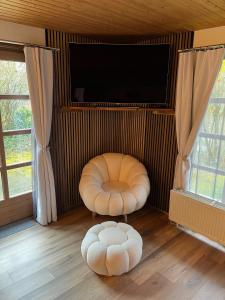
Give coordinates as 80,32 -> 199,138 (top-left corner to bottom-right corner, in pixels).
1,207 -> 225,300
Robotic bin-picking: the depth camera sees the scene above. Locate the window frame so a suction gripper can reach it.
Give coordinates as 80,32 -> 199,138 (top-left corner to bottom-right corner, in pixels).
188,97 -> 225,202
0,59 -> 32,201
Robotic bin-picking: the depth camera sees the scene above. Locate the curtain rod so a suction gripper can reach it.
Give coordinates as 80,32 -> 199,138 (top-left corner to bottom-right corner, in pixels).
178,43 -> 225,53
0,39 -> 60,52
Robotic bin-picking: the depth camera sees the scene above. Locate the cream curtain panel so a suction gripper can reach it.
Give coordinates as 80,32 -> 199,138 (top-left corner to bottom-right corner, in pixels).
24,47 -> 57,225
174,48 -> 225,190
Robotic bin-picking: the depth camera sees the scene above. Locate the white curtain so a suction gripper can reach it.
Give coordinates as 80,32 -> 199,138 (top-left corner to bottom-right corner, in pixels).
24,47 -> 57,225
174,48 -> 225,190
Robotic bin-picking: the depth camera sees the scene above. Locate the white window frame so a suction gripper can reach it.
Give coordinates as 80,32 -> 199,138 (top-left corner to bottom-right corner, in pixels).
189,97 -> 225,201
0,74 -> 32,201
0,47 -> 33,226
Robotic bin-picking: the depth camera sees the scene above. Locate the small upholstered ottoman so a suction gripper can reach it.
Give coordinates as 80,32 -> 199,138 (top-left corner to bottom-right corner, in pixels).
81,221 -> 143,276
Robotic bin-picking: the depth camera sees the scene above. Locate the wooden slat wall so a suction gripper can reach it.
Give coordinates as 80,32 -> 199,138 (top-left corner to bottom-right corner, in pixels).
141,32 -> 193,211
46,30 -> 193,214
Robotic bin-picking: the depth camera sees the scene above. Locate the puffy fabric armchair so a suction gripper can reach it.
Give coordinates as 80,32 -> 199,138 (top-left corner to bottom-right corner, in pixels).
79,153 -> 150,220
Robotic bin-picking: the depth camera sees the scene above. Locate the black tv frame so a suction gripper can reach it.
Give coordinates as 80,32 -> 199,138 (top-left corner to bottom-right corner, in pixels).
69,42 -> 171,107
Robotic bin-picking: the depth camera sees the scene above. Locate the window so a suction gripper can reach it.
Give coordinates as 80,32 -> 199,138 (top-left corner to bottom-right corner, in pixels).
0,59 -> 32,200
188,60 -> 225,203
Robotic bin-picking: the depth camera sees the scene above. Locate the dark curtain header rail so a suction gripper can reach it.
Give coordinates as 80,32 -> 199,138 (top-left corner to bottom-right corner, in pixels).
0,39 -> 60,52
178,44 -> 225,53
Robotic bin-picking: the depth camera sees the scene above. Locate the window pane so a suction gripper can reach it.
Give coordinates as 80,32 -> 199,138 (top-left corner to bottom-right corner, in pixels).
190,140 -> 199,165
191,137 -> 219,169
4,134 -> 32,165
0,173 -> 3,201
199,137 -> 219,169
218,141 -> 225,172
196,170 -> 215,199
214,175 -> 225,202
211,60 -> 225,98
0,100 -> 32,131
8,166 -> 32,197
201,103 -> 225,135
0,60 -> 29,95
189,167 -> 197,193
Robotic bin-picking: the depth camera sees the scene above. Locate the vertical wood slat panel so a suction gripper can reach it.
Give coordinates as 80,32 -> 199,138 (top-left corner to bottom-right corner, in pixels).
46,29 -> 193,214
143,32 -> 193,211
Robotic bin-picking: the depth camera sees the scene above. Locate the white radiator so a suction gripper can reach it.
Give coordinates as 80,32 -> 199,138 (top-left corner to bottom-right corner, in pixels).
169,190 -> 225,246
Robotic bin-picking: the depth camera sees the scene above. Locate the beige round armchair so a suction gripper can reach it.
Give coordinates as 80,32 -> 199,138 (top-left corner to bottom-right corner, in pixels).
79,153 -> 150,219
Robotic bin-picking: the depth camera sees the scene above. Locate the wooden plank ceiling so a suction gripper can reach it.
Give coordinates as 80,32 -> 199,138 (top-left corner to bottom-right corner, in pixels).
1,0 -> 225,36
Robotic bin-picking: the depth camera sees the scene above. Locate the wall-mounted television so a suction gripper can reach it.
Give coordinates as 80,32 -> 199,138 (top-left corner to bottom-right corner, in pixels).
69,43 -> 170,105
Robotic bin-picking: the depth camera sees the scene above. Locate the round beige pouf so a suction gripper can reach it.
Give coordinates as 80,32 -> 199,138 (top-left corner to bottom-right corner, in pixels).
81,221 -> 143,276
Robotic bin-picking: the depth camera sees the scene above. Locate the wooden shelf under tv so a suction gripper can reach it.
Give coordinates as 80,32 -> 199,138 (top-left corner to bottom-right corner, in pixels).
61,106 -> 175,116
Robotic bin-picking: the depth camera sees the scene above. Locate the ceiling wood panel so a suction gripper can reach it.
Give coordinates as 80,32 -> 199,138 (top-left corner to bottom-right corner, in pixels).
1,0 -> 225,36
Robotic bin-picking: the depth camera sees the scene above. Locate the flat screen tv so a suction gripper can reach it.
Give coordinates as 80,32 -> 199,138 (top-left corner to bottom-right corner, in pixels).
69,43 -> 170,105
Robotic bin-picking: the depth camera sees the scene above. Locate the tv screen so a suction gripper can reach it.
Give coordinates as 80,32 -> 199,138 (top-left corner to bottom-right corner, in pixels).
69,43 -> 170,105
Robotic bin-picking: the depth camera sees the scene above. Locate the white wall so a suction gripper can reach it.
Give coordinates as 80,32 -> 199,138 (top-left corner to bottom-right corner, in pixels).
194,26 -> 225,47
0,20 -> 45,45
1,21 -> 225,49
